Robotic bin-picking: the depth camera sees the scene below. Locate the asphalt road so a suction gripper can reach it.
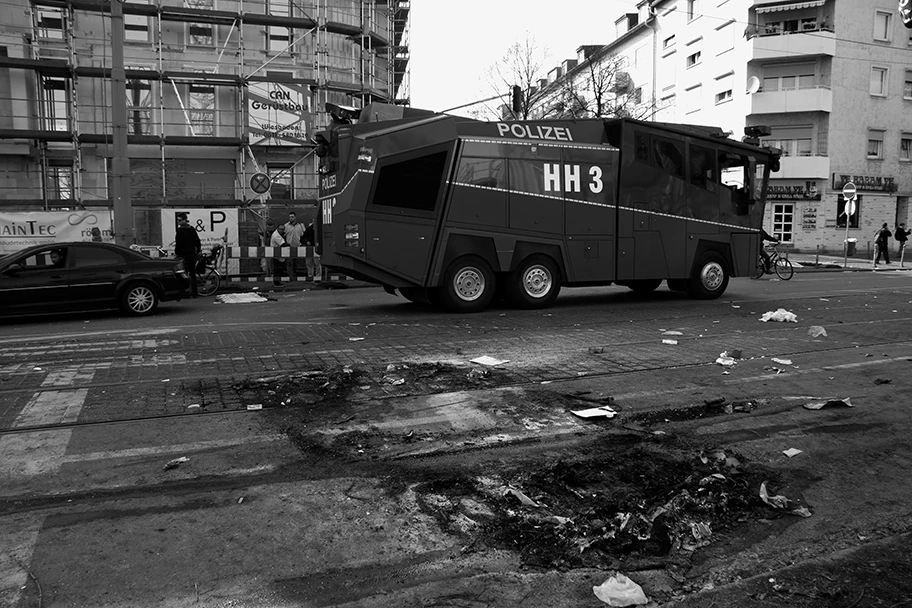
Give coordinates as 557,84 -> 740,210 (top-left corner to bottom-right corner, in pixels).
1,272 -> 911,607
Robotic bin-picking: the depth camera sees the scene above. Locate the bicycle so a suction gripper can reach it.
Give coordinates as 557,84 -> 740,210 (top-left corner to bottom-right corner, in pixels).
194,244 -> 223,297
751,244 -> 794,280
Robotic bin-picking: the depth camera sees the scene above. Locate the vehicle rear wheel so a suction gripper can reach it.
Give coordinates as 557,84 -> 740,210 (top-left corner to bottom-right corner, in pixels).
626,279 -> 663,293
505,255 -> 561,309
121,282 -> 159,316
686,252 -> 729,299
440,255 -> 496,313
775,257 -> 794,280
197,268 -> 220,297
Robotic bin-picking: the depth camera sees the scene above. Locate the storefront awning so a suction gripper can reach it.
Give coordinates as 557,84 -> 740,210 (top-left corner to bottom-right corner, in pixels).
756,0 -> 825,14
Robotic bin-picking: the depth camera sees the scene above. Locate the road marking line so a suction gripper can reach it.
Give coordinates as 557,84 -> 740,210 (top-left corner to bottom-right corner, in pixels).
41,363 -> 111,387
13,389 -> 90,427
60,434 -> 286,463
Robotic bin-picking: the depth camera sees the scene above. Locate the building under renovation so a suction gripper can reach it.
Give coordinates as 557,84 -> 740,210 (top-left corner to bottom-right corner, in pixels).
0,0 -> 410,210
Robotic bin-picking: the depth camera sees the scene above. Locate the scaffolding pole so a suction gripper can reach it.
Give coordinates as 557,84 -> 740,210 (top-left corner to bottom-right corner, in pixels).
111,0 -> 134,245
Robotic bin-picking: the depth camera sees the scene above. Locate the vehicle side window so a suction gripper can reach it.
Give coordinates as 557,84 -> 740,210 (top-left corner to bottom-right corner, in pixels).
456,157 -> 506,188
71,247 -> 125,267
689,144 -> 717,191
372,150 -> 448,212
19,248 -> 67,269
652,137 -> 684,178
634,131 -> 650,163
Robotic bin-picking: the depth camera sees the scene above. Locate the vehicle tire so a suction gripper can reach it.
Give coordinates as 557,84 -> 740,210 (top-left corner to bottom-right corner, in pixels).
505,255 -> 561,309
750,256 -> 765,280
626,279 -> 663,294
197,268 -> 220,297
775,257 -> 794,280
439,255 -> 496,313
686,252 -> 729,299
121,282 -> 159,316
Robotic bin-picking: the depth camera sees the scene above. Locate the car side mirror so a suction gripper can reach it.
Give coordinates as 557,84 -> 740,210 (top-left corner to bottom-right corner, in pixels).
2,263 -> 24,275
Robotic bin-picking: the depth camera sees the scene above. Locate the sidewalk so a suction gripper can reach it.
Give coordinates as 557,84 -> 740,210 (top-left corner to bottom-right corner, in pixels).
787,251 -> 911,272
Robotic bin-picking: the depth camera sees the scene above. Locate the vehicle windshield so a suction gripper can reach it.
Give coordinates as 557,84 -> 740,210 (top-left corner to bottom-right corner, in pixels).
0,252 -> 15,266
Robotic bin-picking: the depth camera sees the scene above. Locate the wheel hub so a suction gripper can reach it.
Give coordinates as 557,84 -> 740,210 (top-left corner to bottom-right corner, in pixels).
523,266 -> 551,298
701,262 -> 724,290
129,288 -> 154,312
454,268 -> 484,301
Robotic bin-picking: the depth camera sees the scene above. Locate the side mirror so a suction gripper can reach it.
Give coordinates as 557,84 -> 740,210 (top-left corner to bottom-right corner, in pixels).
2,263 -> 25,275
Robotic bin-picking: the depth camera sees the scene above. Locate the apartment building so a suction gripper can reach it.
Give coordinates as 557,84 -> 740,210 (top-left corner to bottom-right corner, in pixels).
539,0 -> 910,253
0,0 -> 410,209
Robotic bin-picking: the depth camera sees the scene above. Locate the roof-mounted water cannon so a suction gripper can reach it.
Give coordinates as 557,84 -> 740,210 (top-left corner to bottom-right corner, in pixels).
311,133 -> 330,157
742,125 -> 771,146
326,102 -> 361,125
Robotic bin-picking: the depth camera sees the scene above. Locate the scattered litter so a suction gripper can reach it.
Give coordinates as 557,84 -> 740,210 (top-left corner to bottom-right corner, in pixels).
186,404 -> 201,411
540,380 -> 553,385
542,515 -> 572,525
470,355 -> 510,366
731,304 -> 740,309
760,308 -> 798,323
505,487 -> 539,507
704,397 -> 726,407
716,355 -> 736,366
349,337 -> 365,342
246,403 -> 263,411
803,398 -> 853,410
760,482 -> 812,518
662,339 -> 678,345
808,326 -> 827,338
589,347 -> 607,354
163,457 -> 189,471
819,298 -> 829,301
730,349 -> 742,359
873,378 -> 892,385
33,367 -> 42,371
593,573 -> 649,606
571,405 -> 617,419
238,497 -> 245,504
783,448 -> 803,458
662,330 -> 683,336
215,293 -> 269,304
382,377 -> 406,386
162,379 -> 170,382
771,357 -> 793,366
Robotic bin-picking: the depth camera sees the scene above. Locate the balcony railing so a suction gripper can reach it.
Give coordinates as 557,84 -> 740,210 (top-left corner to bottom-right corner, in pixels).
751,85 -> 832,114
750,27 -> 836,60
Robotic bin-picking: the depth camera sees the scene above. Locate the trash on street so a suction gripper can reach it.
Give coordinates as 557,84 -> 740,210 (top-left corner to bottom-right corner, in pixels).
771,357 -> 793,365
662,339 -> 678,345
349,337 -> 365,342
246,403 -> 263,410
803,398 -> 853,410
783,448 -> 803,458
716,355 -> 736,366
215,293 -> 269,304
808,326 -> 828,337
662,330 -> 683,336
760,308 -> 798,323
571,405 -> 618,419
504,487 -> 539,507
592,573 -> 650,606
470,355 -> 509,366
163,457 -> 189,470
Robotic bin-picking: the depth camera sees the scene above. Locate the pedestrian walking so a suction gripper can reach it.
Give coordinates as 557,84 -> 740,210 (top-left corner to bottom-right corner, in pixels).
174,212 -> 202,297
873,223 -> 892,268
270,223 -> 287,286
303,221 -> 321,282
896,223 -> 910,267
283,211 -> 305,281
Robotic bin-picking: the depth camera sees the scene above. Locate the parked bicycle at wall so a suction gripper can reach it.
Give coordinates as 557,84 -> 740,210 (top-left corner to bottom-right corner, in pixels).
751,244 -> 794,280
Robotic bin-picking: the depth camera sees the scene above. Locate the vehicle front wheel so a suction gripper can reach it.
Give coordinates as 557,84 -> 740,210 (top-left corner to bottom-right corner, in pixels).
440,255 -> 496,313
121,282 -> 160,316
686,253 -> 729,299
505,255 -> 561,309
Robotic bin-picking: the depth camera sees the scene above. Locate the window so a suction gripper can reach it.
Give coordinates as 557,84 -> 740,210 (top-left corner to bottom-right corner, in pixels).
772,204 -> 794,244
684,85 -> 701,114
904,70 -> 912,99
901,135 -> 911,161
631,87 -> 643,104
188,81 -> 215,135
715,73 -> 733,105
267,0 -> 292,53
870,67 -> 888,96
125,0 -> 151,42
457,158 -> 506,188
762,62 -> 816,91
663,35 -> 676,49
36,8 -> 65,40
372,150 -> 448,211
71,247 -> 125,268
126,69 -> 153,135
874,10 -> 892,42
867,129 -> 885,159
267,163 -> 294,199
46,161 -> 74,199
686,50 -> 701,68
715,89 -> 732,104
186,0 -> 215,46
836,195 -> 860,228
686,0 -> 700,22
716,21 -> 734,55
766,126 -> 813,157
689,144 -> 717,191
652,137 -> 684,178
41,77 -> 69,131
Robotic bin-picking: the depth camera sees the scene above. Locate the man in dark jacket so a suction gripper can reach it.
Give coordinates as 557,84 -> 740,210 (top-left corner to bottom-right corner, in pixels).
174,212 -> 202,297
896,223 -> 909,267
874,223 -> 892,267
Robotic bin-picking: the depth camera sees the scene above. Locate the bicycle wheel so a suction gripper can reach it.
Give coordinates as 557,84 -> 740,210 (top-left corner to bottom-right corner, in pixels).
196,267 -> 221,296
774,257 -> 794,280
750,256 -> 765,279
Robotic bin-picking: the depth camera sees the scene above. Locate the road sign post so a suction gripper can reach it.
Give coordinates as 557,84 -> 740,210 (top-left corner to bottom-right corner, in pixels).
842,182 -> 856,268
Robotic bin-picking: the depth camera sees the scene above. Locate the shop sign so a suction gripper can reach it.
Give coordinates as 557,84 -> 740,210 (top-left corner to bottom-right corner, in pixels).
248,82 -> 310,146
832,174 -> 896,192
801,204 -> 818,230
766,180 -> 820,201
0,210 -> 113,254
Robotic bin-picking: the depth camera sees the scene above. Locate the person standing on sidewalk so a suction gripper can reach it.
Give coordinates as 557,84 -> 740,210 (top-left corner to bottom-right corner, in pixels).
873,223 -> 892,268
895,223 -> 910,266
268,221 -> 286,286
303,221 -> 321,282
283,211 -> 305,281
174,212 -> 201,297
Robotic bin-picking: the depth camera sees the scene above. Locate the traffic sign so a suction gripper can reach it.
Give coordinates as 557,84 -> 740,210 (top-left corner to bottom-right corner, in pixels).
250,172 -> 271,194
842,181 -> 856,200
845,199 -> 856,217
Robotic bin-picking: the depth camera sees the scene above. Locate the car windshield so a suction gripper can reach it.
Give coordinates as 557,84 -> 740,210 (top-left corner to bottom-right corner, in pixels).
0,252 -> 15,266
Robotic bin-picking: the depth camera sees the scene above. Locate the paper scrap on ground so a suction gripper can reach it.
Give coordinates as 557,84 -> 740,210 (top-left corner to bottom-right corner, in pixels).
470,356 -> 509,366
760,482 -> 813,518
593,573 -> 649,606
662,330 -> 683,336
760,308 -> 798,323
246,403 -> 263,411
349,337 -> 365,341
716,356 -> 736,366
662,339 -> 678,345
771,357 -> 793,365
505,487 -> 539,507
803,398 -> 853,410
571,405 -> 617,419
163,457 -> 189,470
215,293 -> 269,304
808,326 -> 828,337
783,448 -> 803,458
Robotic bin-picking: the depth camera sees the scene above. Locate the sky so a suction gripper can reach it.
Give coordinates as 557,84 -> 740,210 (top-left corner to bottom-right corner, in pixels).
408,0 -> 638,117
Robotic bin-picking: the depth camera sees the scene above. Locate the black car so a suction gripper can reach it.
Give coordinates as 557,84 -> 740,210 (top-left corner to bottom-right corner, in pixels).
0,242 -> 191,317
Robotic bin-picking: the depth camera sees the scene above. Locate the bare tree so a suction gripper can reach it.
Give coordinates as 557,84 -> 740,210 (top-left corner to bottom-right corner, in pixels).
478,33 -> 551,120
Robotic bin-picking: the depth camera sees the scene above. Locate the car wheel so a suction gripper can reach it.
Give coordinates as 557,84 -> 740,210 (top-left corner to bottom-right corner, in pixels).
439,255 -> 496,313
686,253 -> 729,300
505,255 -> 561,309
121,282 -> 160,316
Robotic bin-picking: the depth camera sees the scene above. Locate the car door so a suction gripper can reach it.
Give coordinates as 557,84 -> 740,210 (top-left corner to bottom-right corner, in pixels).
0,246 -> 71,314
67,244 -> 130,307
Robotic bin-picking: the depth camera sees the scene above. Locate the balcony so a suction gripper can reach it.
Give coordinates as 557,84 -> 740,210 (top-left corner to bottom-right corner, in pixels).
751,85 -> 831,114
777,155 -> 830,179
750,29 -> 836,60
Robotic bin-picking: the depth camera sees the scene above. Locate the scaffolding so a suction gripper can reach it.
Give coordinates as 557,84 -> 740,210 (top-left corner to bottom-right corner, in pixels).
0,0 -> 411,208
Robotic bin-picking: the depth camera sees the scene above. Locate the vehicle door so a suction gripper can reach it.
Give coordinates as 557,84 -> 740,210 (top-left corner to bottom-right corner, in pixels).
67,244 -> 130,306
0,246 -> 71,314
